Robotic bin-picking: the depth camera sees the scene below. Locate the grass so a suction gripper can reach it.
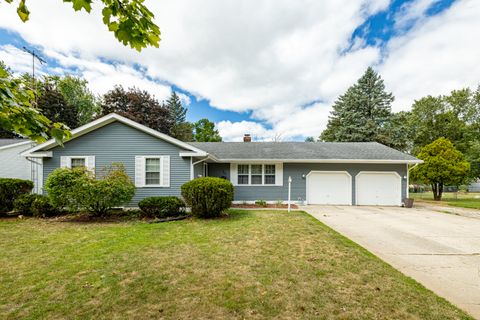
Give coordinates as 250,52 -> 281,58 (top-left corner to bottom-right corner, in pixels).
411,192 -> 480,209
0,210 -> 472,319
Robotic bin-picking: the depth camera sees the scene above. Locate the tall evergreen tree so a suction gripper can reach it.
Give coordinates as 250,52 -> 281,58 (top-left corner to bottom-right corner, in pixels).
320,67 -> 394,145
166,91 -> 186,124
165,91 -> 193,141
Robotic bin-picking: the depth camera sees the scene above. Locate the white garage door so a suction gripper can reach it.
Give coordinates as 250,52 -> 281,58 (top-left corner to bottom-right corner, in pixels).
356,172 -> 402,206
307,171 -> 352,205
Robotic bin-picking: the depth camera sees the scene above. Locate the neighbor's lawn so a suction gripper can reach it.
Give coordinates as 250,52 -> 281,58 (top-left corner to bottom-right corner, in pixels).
411,192 -> 480,210
0,210 -> 472,319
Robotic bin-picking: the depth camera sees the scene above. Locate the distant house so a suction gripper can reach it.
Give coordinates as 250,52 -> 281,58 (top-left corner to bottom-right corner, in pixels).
22,113 -> 422,206
469,181 -> 480,192
0,139 -> 44,192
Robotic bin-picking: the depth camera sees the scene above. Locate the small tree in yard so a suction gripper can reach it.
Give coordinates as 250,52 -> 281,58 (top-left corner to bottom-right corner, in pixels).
181,177 -> 233,218
411,138 -> 470,201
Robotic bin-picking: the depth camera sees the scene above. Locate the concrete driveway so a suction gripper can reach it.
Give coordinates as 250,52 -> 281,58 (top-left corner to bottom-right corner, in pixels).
302,205 -> 480,318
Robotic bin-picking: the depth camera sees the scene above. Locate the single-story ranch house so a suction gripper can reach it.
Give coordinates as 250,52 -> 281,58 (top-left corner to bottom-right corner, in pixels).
21,113 -> 422,206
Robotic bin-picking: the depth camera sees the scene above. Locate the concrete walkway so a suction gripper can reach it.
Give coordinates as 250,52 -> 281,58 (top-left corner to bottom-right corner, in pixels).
302,205 -> 480,318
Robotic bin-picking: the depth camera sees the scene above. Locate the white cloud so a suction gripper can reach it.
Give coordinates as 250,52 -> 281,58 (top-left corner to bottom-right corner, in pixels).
381,0 -> 480,111
0,0 -> 478,140
394,0 -> 441,30
0,44 -> 46,75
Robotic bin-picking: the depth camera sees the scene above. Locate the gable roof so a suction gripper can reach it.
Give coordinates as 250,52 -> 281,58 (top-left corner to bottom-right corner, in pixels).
22,113 -> 207,157
190,142 -> 421,163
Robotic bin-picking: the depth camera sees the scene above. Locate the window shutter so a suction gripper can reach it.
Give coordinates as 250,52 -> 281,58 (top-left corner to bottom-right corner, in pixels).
275,163 -> 283,186
161,156 -> 170,187
86,156 -> 95,175
135,156 -> 145,187
60,156 -> 70,168
230,163 -> 238,186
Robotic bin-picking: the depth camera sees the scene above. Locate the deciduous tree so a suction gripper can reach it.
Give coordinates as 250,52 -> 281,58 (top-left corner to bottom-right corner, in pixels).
193,119 -> 222,142
52,75 -> 100,125
0,62 -> 70,143
101,86 -> 174,134
410,138 -> 470,201
4,0 -> 160,51
37,81 -> 79,129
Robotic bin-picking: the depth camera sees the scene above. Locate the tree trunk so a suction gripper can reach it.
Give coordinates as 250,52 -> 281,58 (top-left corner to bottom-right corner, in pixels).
432,182 -> 443,201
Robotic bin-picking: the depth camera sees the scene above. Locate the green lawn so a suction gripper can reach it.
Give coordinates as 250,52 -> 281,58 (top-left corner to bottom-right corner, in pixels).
0,210 -> 472,319
411,192 -> 480,209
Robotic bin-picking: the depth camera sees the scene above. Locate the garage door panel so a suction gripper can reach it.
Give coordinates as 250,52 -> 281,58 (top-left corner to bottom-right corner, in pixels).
307,171 -> 352,205
356,172 -> 401,206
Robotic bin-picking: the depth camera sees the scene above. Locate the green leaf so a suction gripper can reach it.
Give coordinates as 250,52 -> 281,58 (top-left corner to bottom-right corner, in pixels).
17,0 -> 30,22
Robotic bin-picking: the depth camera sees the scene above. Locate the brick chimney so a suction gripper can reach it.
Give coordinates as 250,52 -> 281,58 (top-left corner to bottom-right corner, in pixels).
243,134 -> 251,142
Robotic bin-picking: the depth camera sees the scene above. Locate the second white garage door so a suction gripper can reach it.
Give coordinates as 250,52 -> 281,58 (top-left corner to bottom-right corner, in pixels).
356,172 -> 402,206
306,171 -> 352,205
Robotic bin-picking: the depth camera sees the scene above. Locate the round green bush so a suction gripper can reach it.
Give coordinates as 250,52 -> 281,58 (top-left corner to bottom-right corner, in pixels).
181,177 -> 234,218
31,195 -> 58,218
0,178 -> 34,213
138,196 -> 185,218
13,194 -> 43,216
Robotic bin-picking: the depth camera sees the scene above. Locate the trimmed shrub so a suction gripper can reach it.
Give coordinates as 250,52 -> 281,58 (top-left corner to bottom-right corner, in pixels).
0,178 -> 34,213
14,194 -> 43,216
181,177 -> 234,218
44,168 -> 87,210
138,196 -> 185,218
31,195 -> 57,217
45,163 -> 135,215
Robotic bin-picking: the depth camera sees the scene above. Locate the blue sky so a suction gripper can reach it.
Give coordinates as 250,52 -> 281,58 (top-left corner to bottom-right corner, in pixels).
0,0 -> 476,141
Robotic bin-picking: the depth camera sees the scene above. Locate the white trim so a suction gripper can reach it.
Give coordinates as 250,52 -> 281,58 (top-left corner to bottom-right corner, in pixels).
305,171 -> 353,205
0,140 -> 33,151
138,155 -> 171,188
21,113 -> 206,157
24,151 -> 52,158
218,159 -> 423,164
180,152 -> 208,157
355,171 -> 402,206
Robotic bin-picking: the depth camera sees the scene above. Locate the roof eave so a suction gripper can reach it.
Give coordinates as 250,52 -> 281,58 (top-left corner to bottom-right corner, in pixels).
214,159 -> 423,164
21,113 -> 208,157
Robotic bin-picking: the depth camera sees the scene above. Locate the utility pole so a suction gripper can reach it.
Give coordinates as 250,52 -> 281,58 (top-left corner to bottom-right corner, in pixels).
22,46 -> 46,105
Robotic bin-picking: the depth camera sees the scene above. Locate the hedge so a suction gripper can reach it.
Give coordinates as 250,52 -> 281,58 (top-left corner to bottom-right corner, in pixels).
0,178 -> 34,213
138,196 -> 185,218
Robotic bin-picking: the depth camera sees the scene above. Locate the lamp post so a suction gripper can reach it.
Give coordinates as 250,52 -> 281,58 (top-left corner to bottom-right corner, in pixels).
288,176 -> 292,212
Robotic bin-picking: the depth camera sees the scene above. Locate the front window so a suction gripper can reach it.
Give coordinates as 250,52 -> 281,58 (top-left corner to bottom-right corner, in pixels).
145,158 -> 161,185
238,164 -> 249,185
251,165 -> 263,184
237,164 -> 276,185
71,158 -> 86,169
264,164 -> 276,185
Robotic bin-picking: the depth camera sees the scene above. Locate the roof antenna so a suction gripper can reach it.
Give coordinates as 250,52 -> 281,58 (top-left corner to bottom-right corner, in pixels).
22,46 -> 46,106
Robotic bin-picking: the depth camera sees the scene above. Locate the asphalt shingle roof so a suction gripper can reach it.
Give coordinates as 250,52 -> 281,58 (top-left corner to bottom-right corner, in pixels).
189,142 -> 419,161
0,139 -> 29,148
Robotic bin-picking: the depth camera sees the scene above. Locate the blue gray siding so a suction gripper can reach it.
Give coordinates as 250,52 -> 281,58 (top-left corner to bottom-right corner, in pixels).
43,121 -> 191,206
207,162 -> 408,204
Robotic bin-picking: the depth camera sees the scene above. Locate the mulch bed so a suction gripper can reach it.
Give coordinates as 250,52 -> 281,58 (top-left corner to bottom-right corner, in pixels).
231,203 -> 299,209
